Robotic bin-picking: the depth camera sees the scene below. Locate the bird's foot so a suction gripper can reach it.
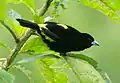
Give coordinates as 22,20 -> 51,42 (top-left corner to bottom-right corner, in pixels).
60,53 -> 67,56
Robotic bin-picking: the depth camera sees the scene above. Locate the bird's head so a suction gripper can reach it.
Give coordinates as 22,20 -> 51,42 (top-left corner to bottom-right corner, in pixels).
81,33 -> 99,48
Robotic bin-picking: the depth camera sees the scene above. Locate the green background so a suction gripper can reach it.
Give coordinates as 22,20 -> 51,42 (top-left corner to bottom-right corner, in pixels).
0,0 -> 119,83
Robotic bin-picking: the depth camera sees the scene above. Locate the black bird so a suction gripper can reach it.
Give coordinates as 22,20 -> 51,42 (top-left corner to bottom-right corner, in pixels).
16,19 -> 99,56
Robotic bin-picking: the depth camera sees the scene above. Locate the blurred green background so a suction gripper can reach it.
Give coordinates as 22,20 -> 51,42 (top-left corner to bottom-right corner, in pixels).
0,0 -> 120,83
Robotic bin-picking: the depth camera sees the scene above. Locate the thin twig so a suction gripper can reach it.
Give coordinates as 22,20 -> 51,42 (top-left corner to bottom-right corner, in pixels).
5,29 -> 34,70
0,21 -> 19,43
5,0 -> 54,71
39,0 -> 53,16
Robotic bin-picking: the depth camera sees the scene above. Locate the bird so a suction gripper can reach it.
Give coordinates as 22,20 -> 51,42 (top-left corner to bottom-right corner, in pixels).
16,19 -> 99,56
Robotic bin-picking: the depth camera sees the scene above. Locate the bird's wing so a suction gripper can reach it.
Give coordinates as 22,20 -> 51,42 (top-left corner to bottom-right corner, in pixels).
44,22 -> 81,39
41,28 -> 60,40
38,22 -> 81,42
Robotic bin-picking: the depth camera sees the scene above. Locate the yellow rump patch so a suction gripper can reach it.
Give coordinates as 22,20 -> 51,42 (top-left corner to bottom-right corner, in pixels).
45,36 -> 55,42
41,31 -> 55,42
57,24 -> 68,29
38,24 -> 55,42
38,24 -> 47,30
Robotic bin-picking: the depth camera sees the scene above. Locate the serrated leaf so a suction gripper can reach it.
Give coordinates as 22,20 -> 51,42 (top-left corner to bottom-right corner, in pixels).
0,0 -> 7,21
64,53 -> 112,83
79,0 -> 120,22
7,10 -> 27,37
21,37 -> 51,55
13,65 -> 33,83
0,69 -> 15,83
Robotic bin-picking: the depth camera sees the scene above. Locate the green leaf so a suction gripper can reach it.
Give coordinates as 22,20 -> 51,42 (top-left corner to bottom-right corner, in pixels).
7,0 -> 20,4
0,0 -> 7,21
16,52 -> 112,83
52,0 -> 68,17
115,0 -> 120,9
21,37 -> 51,55
21,0 -> 36,14
0,69 -> 15,83
37,56 -> 68,83
68,53 -> 98,68
64,53 -> 112,83
17,53 -> 53,64
13,65 -> 33,83
79,0 -> 120,22
7,10 -> 27,37
0,42 -> 12,53
8,0 -> 36,14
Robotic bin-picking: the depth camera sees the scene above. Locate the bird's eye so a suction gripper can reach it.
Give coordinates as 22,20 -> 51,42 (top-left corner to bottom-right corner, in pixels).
88,38 -> 91,41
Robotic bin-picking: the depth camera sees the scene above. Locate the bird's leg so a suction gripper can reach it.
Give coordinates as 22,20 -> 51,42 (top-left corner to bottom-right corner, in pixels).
60,53 -> 67,56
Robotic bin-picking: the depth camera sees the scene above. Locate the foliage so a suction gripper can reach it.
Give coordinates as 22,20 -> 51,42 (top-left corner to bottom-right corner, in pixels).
0,69 -> 14,83
79,0 -> 120,22
0,0 -> 118,83
0,0 -> 7,21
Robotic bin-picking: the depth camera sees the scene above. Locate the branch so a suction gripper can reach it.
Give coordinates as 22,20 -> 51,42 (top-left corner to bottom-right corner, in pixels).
39,0 -> 53,16
5,29 -> 34,70
5,0 -> 53,71
0,21 -> 19,43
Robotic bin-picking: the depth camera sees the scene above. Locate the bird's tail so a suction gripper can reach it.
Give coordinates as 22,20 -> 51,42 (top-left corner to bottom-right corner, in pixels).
16,19 -> 51,44
16,19 -> 43,35
16,19 -> 40,31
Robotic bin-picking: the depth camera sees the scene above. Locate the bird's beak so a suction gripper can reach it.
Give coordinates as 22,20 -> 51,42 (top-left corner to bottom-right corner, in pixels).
91,40 -> 99,46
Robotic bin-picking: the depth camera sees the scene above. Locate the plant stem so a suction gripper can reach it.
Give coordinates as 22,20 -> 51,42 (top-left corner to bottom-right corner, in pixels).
5,0 -> 53,71
0,21 -> 19,43
5,29 -> 34,71
39,0 -> 53,16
